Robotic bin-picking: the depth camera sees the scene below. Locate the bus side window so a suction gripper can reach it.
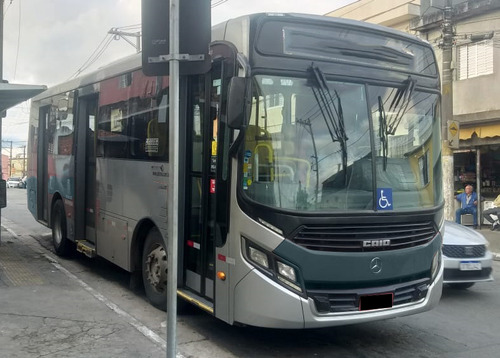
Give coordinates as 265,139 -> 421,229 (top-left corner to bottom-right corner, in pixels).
97,108 -> 128,159
146,117 -> 167,159
129,115 -> 148,160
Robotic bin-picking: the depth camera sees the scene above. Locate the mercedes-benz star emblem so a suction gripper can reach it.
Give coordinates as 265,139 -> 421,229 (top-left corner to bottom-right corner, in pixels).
370,257 -> 382,274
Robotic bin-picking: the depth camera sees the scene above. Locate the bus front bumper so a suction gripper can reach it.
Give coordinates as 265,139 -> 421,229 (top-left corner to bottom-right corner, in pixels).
233,263 -> 443,329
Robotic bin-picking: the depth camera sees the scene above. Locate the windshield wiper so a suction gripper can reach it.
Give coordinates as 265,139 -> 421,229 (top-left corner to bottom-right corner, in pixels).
308,64 -> 349,184
378,96 -> 388,171
387,76 -> 416,135
296,118 -> 319,206
378,76 -> 416,171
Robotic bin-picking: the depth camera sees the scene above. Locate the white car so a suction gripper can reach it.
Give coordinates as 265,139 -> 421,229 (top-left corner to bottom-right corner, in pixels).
6,177 -> 23,188
443,220 -> 494,289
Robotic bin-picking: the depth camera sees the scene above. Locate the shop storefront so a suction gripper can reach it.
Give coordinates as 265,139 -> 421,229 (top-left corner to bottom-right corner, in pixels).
453,124 -> 500,226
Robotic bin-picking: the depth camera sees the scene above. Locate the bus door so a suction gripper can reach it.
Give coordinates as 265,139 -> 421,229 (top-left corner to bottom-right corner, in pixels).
184,55 -> 234,301
75,96 -> 98,245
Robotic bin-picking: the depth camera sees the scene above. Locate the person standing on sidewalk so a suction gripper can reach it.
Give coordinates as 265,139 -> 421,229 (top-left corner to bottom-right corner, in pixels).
483,193 -> 500,231
455,184 -> 478,229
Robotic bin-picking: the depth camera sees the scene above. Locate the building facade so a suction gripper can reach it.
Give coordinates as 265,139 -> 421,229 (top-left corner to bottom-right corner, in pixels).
10,154 -> 27,178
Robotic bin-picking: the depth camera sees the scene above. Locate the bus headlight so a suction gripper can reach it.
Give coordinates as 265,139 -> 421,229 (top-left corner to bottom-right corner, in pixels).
249,246 -> 270,268
277,261 -> 296,282
276,261 -> 302,292
431,250 -> 441,280
244,239 -> 304,295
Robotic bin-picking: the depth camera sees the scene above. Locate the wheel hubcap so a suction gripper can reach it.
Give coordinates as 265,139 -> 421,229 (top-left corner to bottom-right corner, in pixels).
53,213 -> 62,245
145,244 -> 167,292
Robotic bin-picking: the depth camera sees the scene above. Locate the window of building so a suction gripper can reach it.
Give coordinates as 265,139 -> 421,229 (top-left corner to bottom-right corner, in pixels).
119,73 -> 133,88
457,39 -> 493,80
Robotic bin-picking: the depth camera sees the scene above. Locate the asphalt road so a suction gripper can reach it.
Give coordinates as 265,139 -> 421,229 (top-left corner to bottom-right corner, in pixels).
2,187 -> 499,358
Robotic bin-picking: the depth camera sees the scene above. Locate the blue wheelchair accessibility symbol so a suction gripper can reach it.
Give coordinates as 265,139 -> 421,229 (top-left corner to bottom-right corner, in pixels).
377,188 -> 393,210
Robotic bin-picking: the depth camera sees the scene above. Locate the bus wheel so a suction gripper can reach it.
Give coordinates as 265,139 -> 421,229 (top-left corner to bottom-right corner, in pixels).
52,200 -> 74,256
142,228 -> 168,310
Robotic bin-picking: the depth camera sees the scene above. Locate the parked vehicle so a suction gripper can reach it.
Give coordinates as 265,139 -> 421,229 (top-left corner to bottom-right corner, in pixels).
443,220 -> 494,289
6,177 -> 23,188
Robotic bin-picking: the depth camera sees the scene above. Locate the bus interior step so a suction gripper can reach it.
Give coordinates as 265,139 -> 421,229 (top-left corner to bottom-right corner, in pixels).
76,240 -> 97,258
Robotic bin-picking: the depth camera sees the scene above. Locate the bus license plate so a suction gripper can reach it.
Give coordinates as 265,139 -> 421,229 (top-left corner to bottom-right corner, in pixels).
459,261 -> 481,271
359,293 -> 393,311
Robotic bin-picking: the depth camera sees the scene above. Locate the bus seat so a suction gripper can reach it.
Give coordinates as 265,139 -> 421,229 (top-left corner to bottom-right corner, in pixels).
245,125 -> 274,182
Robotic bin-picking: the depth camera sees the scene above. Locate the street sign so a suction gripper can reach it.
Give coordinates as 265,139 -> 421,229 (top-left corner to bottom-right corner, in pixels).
141,0 -> 211,76
448,120 -> 460,148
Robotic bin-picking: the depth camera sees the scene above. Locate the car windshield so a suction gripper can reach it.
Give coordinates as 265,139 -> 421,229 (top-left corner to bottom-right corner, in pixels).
241,73 -> 442,212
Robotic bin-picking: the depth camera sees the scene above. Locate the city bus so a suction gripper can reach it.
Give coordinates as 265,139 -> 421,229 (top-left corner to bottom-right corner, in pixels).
27,13 -> 444,329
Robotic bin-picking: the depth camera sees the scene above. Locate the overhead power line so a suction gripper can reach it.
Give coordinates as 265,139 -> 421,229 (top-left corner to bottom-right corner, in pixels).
211,0 -> 228,7
68,33 -> 114,80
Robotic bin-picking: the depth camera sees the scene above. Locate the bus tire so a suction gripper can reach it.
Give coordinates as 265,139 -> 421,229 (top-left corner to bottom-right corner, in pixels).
52,200 -> 74,256
142,227 -> 168,310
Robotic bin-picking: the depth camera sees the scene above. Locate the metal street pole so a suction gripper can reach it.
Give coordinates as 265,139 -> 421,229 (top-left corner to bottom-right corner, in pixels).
1,0 -> 4,245
442,0 -> 455,221
9,140 -> 12,177
167,0 -> 179,357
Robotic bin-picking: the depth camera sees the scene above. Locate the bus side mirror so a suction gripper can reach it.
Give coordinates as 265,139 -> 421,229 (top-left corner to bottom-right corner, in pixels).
227,77 -> 247,129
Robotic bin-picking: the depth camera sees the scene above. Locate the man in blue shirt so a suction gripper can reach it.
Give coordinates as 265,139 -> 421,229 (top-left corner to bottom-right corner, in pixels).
455,184 -> 478,228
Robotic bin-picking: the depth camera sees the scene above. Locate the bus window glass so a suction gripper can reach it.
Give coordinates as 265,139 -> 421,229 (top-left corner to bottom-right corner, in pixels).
242,75 -> 372,211
368,85 -> 439,209
46,91 -> 75,198
97,71 -> 169,161
241,75 -> 441,212
97,106 -> 128,158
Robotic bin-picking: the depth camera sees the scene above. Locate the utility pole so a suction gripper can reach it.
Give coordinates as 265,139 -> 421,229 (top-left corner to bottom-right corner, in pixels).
441,0 -> 455,221
108,28 -> 141,53
1,0 -> 4,245
167,1 -> 180,356
0,0 -> 3,81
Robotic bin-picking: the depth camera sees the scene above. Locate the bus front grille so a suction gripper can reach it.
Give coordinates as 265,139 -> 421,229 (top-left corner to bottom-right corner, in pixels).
309,278 -> 430,313
291,221 -> 436,252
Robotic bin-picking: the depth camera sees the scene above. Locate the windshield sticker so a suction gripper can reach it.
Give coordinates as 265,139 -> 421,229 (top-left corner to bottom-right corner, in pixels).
377,188 -> 393,210
146,138 -> 159,153
243,150 -> 253,189
110,109 -> 123,132
212,141 -> 217,156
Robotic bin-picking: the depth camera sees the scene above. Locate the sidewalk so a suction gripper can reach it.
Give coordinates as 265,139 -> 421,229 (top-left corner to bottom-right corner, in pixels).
0,225 -> 236,358
0,226 -> 167,358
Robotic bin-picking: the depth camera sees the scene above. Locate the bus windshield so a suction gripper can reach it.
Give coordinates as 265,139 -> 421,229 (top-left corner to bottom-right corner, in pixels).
241,73 -> 441,212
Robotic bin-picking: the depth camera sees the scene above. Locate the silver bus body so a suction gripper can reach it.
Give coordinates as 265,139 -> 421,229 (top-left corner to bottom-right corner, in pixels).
27,13 -> 444,328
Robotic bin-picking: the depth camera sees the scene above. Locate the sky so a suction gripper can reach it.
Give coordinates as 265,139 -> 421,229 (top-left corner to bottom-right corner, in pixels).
2,0 -> 356,151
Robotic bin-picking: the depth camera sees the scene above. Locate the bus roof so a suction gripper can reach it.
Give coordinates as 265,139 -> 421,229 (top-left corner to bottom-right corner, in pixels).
212,13 -> 431,56
34,13 -> 432,102
32,53 -> 142,102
